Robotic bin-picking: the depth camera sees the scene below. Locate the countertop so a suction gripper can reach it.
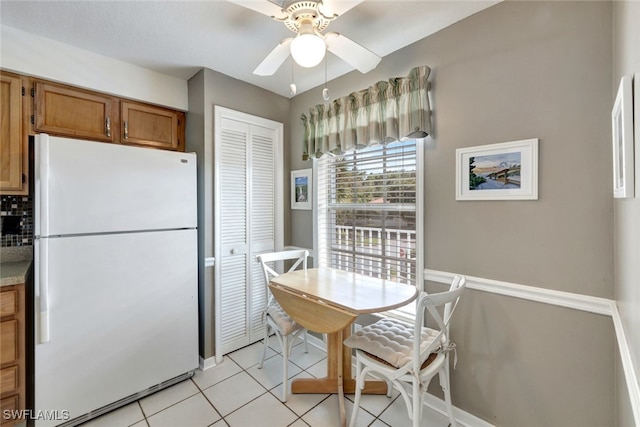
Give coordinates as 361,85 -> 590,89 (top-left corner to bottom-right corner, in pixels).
1,246 -> 33,287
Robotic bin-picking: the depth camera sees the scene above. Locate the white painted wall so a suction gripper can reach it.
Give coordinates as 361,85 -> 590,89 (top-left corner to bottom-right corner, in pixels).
0,25 -> 187,110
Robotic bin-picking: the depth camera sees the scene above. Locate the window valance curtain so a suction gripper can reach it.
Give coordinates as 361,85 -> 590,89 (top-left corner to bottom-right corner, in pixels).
301,65 -> 431,160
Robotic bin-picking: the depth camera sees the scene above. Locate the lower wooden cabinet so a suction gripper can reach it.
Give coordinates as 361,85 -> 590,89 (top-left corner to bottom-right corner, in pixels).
0,284 -> 25,426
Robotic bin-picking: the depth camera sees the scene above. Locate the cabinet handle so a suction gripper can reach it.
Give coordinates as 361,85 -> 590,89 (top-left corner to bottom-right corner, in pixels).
231,249 -> 237,255
105,118 -> 111,137
124,121 -> 128,140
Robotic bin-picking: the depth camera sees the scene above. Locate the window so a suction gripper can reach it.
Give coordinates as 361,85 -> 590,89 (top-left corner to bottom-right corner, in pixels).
317,139 -> 424,310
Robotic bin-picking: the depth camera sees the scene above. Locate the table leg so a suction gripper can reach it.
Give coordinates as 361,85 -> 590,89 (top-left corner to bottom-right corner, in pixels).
291,326 -> 389,397
337,328 -> 346,427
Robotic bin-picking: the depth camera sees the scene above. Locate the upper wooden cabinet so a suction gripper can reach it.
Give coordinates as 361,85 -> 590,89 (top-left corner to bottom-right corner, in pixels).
31,79 -> 185,151
121,101 -> 184,151
1,72 -> 187,195
34,81 -> 117,143
0,73 -> 29,195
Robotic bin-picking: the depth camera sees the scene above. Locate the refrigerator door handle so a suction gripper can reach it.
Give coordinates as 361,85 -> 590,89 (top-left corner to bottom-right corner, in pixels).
35,134 -> 50,237
38,238 -> 50,343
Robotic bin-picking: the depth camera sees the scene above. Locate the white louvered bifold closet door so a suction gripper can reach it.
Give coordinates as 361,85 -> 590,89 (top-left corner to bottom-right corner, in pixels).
249,126 -> 277,342
219,117 -> 250,355
216,109 -> 282,356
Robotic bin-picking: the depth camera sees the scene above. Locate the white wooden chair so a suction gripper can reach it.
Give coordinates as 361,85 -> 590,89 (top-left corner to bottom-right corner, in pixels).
256,249 -> 309,402
345,275 -> 466,427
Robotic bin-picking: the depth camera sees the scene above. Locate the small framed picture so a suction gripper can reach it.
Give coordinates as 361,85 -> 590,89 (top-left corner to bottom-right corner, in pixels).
456,138 -> 539,201
291,168 -> 312,210
612,75 -> 634,198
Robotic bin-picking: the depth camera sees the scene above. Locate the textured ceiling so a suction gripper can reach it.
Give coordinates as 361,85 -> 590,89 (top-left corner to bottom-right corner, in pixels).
0,0 -> 499,98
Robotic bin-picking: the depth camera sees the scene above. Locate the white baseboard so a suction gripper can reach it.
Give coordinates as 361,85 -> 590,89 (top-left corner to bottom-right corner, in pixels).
199,355 -> 218,371
423,393 -> 495,427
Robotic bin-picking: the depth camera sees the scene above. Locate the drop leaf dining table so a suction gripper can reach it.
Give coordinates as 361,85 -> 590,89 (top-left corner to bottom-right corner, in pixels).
268,267 -> 418,426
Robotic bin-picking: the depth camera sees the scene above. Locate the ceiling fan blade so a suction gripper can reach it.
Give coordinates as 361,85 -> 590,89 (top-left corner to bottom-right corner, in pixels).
325,32 -> 381,74
253,38 -> 293,76
226,0 -> 286,18
319,0 -> 364,17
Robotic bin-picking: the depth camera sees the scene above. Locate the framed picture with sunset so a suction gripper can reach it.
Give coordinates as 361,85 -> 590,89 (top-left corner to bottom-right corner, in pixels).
456,138 -> 539,201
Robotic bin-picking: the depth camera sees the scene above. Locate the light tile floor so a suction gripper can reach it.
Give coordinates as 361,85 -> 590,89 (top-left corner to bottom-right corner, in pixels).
80,337 -> 451,427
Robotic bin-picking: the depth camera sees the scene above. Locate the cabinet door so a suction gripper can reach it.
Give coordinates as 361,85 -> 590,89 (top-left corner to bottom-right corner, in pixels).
121,101 -> 182,151
0,366 -> 18,395
0,319 -> 18,363
35,81 -> 116,142
0,73 -> 27,194
0,396 -> 19,425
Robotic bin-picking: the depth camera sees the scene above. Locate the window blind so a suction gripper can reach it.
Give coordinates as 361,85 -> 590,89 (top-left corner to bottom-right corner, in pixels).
317,140 -> 419,287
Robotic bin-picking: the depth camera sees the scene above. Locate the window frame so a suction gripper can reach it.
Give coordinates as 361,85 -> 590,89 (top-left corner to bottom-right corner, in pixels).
313,139 -> 425,319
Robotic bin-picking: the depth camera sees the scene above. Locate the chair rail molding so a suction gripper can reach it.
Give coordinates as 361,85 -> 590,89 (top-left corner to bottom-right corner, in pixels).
425,269 -> 612,316
425,268 -> 639,426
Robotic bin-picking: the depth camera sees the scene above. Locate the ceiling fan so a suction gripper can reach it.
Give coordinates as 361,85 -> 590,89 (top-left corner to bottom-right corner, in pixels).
230,0 -> 382,76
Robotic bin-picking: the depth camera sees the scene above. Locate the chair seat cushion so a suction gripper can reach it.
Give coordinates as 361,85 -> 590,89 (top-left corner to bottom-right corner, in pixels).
267,302 -> 303,336
344,318 -> 439,368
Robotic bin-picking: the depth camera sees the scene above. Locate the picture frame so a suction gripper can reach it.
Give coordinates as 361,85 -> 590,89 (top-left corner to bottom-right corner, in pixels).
635,72 -> 640,195
611,74 -> 634,198
456,138 -> 539,201
291,168 -> 312,210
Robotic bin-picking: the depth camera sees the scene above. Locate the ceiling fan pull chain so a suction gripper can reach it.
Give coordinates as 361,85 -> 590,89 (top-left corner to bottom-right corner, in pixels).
290,59 -> 297,96
323,55 -> 330,101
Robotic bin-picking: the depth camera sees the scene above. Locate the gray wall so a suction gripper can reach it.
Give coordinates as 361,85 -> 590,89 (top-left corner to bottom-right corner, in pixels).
613,2 -> 640,426
186,68 -> 290,360
290,2 -> 615,425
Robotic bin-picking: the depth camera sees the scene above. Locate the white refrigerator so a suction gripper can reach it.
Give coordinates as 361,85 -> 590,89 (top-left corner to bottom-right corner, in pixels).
33,134 -> 199,426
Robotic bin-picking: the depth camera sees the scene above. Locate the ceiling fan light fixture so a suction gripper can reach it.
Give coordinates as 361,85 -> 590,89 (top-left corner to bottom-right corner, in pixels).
290,21 -> 326,68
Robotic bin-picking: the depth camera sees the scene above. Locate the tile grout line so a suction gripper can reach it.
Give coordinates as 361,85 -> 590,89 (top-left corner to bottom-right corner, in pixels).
138,380 -> 202,422
192,350 -> 301,426
230,351 -> 329,426
190,377 -> 226,425
230,342 -> 340,426
222,346 -> 331,425
135,340 -> 405,427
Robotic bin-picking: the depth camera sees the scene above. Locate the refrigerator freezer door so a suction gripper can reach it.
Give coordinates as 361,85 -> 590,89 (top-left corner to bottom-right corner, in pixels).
35,134 -> 196,236
34,229 -> 198,426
